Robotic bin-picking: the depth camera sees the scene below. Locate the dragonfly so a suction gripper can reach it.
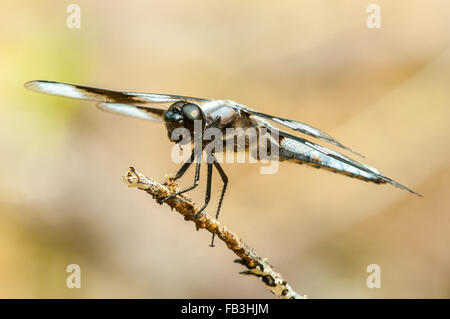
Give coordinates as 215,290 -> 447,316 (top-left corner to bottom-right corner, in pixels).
25,80 -> 421,246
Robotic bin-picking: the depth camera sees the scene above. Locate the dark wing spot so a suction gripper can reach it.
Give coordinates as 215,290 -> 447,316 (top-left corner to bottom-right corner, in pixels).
80,86 -> 149,104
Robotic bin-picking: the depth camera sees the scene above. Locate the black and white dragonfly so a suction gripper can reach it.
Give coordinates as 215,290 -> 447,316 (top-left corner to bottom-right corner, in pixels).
25,80 -> 421,244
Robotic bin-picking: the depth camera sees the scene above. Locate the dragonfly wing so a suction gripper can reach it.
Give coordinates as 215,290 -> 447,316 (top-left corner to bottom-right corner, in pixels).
251,115 -> 420,196
96,102 -> 165,122
240,107 -> 363,157
280,130 -> 420,195
24,80 -> 209,106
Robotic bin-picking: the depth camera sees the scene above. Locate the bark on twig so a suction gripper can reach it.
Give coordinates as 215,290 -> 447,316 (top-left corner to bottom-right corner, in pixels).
122,166 -> 306,299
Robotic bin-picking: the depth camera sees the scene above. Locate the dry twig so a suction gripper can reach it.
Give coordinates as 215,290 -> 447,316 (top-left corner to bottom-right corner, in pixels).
122,166 -> 306,299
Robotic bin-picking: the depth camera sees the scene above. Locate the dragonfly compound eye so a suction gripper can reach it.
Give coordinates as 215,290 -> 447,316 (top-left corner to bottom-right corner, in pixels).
181,103 -> 206,133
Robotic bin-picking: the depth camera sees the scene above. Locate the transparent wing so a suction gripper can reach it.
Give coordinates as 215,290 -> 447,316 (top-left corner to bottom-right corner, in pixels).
240,107 -> 363,157
24,80 -> 209,106
96,102 -> 165,122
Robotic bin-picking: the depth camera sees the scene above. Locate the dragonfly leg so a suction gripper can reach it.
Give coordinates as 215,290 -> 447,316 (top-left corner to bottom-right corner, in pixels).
172,150 -> 196,181
194,161 -> 213,219
213,160 -> 228,220
159,150 -> 201,203
209,155 -> 229,247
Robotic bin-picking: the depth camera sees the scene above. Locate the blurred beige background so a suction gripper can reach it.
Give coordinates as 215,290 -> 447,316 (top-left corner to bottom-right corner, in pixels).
0,1 -> 449,298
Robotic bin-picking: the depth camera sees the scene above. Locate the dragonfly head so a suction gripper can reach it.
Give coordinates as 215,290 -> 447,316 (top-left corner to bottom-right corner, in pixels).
164,101 -> 206,143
